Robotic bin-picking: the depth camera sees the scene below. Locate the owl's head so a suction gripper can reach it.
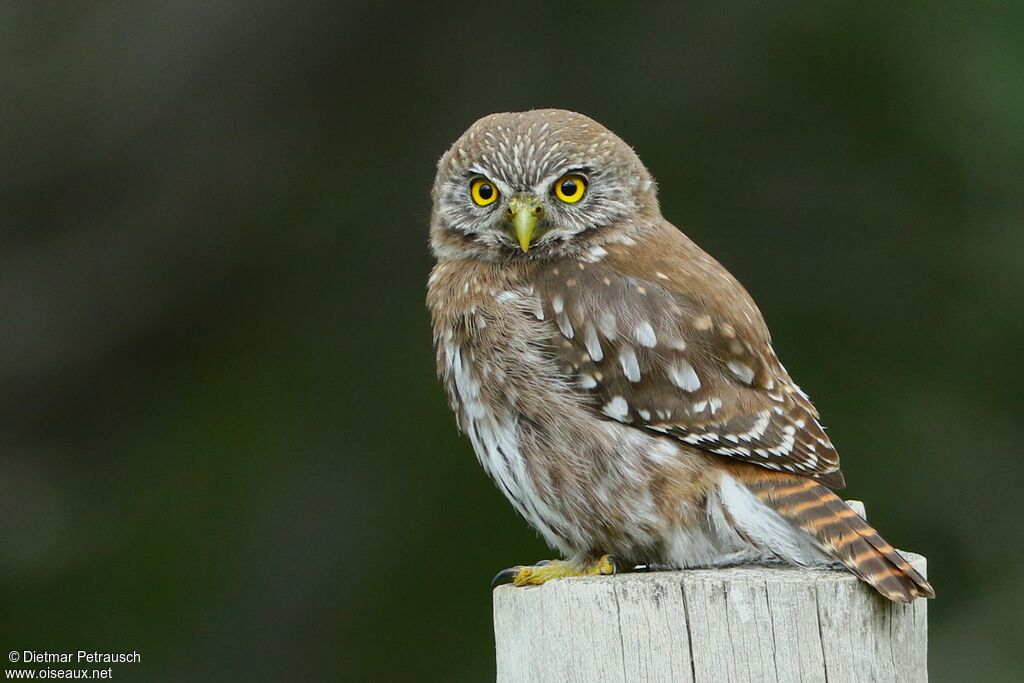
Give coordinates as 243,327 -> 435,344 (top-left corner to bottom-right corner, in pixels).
431,109 -> 660,262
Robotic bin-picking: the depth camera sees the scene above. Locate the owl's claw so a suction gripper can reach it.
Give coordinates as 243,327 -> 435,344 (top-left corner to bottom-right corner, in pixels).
491,566 -> 521,587
491,559 -> 555,587
491,554 -> 618,588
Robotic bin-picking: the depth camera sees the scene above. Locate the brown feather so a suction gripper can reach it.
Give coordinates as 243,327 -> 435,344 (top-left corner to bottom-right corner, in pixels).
736,468 -> 934,602
534,221 -> 846,485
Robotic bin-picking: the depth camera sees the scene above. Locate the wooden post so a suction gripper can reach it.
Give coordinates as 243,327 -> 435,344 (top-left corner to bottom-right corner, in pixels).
492,502 -> 928,683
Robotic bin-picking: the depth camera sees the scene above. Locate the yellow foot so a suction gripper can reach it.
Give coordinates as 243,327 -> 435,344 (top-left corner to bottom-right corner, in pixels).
492,555 -> 617,587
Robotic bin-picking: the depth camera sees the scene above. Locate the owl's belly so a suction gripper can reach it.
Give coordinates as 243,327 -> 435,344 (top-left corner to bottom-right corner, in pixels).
440,333 -> 579,554
467,402 -> 759,567
434,284 -> 755,565
463,405 -> 584,555
444,333 -> 746,563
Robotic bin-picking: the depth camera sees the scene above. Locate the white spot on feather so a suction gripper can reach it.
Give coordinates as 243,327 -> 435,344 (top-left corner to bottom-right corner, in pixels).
583,323 -> 604,361
743,411 -> 771,440
727,360 -> 755,385
556,311 -> 574,338
634,321 -> 657,347
669,360 -> 701,392
531,297 -> 544,320
598,311 -> 618,339
602,396 -> 630,421
619,346 -> 641,382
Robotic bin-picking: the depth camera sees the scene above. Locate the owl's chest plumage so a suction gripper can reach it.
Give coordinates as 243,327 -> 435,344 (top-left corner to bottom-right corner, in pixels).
426,259 -> 727,561
428,260 -> 580,552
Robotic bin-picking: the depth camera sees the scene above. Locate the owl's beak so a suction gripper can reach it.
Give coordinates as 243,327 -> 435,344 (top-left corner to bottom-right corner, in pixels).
506,197 -> 543,252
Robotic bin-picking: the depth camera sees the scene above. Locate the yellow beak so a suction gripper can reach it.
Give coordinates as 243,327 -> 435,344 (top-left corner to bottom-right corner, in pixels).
507,197 -> 542,252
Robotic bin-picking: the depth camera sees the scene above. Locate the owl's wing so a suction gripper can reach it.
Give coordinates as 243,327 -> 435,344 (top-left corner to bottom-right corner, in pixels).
534,243 -> 845,488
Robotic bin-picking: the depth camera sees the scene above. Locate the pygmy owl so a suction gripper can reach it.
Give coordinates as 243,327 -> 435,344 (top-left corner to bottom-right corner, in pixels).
426,109 -> 933,602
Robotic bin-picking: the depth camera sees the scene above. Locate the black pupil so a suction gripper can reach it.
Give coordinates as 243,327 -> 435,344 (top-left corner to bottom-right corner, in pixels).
561,179 -> 577,195
478,183 -> 493,200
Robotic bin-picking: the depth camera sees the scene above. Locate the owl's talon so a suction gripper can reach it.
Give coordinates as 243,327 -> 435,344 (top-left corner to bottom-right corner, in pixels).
491,567 -> 522,588
492,554 -> 618,588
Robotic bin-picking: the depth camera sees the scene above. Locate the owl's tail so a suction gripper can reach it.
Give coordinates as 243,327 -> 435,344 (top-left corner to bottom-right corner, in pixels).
735,471 -> 934,603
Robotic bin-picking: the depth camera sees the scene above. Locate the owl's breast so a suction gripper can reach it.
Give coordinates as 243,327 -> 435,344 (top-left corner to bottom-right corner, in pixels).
428,261 -> 568,421
429,264 -> 585,552
434,299 -> 575,432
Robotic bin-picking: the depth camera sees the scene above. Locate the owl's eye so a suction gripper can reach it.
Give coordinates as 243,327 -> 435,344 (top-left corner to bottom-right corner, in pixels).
553,174 -> 587,203
470,178 -> 499,207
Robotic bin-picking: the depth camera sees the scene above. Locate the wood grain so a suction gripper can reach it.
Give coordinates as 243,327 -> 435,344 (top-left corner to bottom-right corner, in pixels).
494,515 -> 927,683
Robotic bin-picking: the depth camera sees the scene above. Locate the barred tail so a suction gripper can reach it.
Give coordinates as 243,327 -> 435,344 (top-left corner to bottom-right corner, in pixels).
740,473 -> 934,603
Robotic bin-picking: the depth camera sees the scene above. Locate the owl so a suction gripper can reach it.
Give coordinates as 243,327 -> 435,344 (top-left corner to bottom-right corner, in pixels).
426,109 -> 933,602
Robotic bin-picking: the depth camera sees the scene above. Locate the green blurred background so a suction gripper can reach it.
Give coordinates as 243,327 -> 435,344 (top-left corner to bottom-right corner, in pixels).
2,2 -> 1022,680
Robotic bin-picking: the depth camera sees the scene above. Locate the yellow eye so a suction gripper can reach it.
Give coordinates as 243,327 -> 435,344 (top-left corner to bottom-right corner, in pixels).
554,174 -> 587,203
470,178 -> 499,207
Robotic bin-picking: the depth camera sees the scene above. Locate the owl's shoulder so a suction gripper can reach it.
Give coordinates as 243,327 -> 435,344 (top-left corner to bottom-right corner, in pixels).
594,220 -> 772,347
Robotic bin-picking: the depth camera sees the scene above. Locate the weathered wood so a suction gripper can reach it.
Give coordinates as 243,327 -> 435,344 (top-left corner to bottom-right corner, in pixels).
493,502 -> 927,683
